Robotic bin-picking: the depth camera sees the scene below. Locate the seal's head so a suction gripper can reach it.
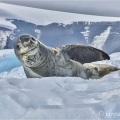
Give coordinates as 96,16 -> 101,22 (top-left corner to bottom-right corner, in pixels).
14,34 -> 48,67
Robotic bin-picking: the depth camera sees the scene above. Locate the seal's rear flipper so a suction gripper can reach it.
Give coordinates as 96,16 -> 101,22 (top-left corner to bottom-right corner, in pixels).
83,63 -> 120,79
93,64 -> 120,78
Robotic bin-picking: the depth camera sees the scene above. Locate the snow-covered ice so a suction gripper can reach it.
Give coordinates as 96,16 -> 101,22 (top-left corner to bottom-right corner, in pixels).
0,49 -> 120,119
1,76 -> 120,119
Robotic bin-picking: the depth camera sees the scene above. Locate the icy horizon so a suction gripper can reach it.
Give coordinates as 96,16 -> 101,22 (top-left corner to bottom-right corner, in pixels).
1,2 -> 120,28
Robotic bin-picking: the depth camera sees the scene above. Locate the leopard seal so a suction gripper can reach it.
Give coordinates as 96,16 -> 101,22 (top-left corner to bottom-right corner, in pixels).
14,34 -> 120,79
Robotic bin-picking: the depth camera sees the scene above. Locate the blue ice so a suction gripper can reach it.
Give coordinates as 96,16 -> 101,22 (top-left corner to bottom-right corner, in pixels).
0,53 -> 21,72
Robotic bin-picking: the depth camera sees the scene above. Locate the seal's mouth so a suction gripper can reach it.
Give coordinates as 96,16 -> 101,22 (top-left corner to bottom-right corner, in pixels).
21,44 -> 39,56
20,43 -> 41,66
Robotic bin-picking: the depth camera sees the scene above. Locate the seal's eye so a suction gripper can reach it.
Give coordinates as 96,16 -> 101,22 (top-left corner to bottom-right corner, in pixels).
31,37 -> 36,41
16,44 -> 20,49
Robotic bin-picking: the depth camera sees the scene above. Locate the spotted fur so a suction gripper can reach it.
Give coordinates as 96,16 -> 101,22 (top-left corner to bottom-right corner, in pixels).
14,34 -> 120,79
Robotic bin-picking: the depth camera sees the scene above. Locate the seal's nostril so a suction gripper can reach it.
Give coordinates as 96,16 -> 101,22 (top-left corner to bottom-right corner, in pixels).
20,35 -> 30,41
20,36 -> 25,40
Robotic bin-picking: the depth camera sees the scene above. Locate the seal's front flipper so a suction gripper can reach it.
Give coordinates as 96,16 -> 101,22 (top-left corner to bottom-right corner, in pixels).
57,44 -> 110,64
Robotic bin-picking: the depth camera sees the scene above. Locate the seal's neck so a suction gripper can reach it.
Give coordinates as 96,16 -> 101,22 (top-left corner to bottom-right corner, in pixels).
32,41 -> 49,68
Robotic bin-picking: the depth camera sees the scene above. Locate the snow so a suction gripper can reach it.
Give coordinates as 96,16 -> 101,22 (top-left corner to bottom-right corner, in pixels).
0,14 -> 16,30
110,52 -> 120,60
1,73 -> 120,119
0,49 -> 120,119
91,26 -> 112,50
0,18 -> 16,30
81,26 -> 90,43
0,49 -> 14,58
